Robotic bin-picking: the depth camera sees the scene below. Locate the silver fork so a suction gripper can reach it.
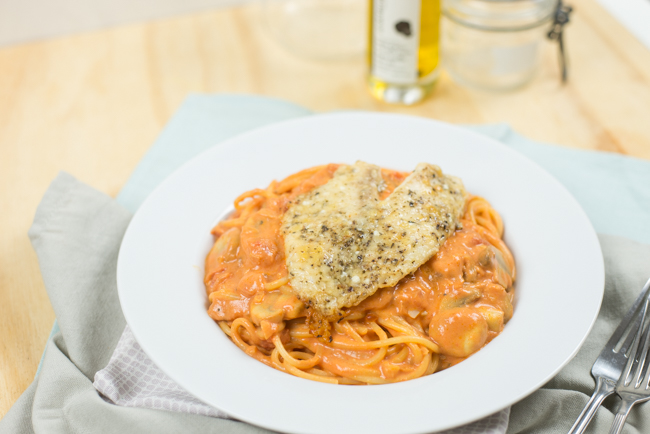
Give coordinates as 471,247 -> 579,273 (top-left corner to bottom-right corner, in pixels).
568,278 -> 650,434
608,289 -> 650,434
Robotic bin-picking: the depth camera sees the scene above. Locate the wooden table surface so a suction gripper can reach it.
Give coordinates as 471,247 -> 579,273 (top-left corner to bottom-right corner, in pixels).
2,0 -> 650,419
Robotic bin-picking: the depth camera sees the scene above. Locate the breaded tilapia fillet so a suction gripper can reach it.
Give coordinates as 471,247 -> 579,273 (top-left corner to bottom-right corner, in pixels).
282,161 -> 466,318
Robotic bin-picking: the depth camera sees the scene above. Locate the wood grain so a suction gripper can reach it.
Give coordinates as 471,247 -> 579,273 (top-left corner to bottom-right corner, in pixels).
1,0 -> 649,419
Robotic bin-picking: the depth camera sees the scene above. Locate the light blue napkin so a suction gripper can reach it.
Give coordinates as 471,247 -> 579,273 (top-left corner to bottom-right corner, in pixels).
120,94 -> 650,243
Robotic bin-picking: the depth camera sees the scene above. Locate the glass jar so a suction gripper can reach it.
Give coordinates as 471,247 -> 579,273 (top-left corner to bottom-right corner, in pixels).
442,0 -> 558,91
263,0 -> 366,61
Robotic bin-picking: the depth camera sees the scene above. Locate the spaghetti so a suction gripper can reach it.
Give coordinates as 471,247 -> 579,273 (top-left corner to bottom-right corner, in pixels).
204,164 -> 515,384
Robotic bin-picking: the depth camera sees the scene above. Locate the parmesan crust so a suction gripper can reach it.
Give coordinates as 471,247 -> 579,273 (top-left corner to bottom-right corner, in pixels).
282,161 -> 466,318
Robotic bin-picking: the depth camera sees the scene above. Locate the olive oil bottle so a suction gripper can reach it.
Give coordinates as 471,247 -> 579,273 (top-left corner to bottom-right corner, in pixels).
367,0 -> 440,105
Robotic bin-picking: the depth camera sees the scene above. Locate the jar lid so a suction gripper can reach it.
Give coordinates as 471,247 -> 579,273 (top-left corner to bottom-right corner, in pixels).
443,0 -> 558,31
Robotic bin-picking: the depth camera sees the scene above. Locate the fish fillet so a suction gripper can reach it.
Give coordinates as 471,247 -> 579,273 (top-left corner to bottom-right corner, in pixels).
282,161 -> 466,318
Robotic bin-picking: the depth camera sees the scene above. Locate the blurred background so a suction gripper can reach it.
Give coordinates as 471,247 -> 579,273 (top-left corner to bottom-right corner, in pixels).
1,0 -> 648,49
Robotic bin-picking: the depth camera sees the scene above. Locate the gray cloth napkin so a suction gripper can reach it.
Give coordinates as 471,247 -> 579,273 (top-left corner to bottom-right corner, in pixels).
1,172 -> 649,434
0,173 -> 272,434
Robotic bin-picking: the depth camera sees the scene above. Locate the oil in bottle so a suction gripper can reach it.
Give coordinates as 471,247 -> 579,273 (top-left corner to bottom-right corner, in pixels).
367,0 -> 440,105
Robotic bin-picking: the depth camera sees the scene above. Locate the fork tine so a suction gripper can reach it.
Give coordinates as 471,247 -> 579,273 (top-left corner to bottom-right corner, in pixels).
620,311 -> 645,355
632,300 -> 650,388
612,280 -> 650,355
636,336 -> 650,389
621,296 -> 650,387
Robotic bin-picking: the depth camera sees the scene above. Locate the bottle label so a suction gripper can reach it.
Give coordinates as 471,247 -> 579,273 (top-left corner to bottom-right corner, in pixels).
371,0 -> 421,85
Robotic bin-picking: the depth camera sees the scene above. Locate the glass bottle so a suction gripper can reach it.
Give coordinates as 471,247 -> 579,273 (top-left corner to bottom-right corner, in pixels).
367,0 -> 441,105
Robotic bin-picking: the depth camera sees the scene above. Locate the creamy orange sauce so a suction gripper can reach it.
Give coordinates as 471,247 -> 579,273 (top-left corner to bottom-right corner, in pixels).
204,165 -> 515,384
205,165 -> 339,321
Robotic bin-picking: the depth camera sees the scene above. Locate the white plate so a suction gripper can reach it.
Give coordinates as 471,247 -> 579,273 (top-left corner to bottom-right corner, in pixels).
117,112 -> 604,434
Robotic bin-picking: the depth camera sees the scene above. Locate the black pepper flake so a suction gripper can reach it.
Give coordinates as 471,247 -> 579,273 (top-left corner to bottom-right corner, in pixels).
409,202 -> 414,207
347,287 -> 353,292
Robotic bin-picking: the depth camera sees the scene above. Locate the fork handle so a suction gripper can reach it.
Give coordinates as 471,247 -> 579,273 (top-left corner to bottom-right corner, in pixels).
608,397 -> 636,434
568,377 -> 616,434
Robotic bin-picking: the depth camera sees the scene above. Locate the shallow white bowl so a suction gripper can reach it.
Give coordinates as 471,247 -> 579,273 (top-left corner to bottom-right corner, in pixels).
117,112 -> 604,434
